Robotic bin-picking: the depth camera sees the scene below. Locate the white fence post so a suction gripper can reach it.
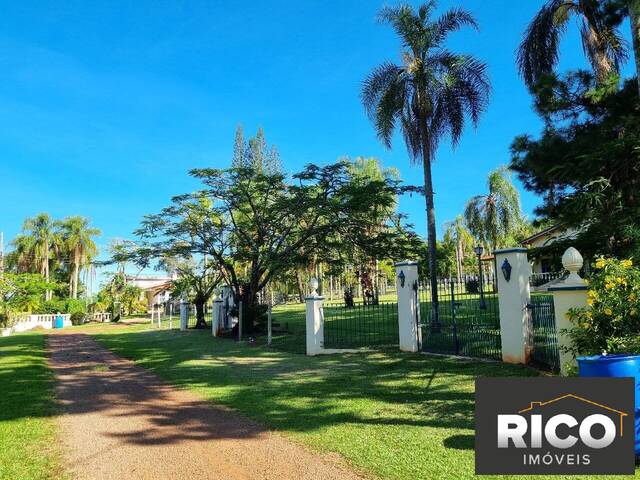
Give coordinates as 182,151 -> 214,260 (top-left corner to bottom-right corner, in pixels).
495,248 -> 532,364
549,247 -> 588,376
212,297 -> 223,337
179,300 -> 188,331
305,278 -> 324,356
394,261 -> 421,352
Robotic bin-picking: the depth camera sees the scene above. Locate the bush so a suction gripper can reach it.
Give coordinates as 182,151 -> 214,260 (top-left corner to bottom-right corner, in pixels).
40,299 -> 67,314
70,312 -> 85,326
565,257 -> 640,356
465,278 -> 480,294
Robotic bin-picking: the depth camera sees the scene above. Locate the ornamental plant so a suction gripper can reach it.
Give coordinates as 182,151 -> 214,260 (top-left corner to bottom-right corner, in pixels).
565,257 -> 640,357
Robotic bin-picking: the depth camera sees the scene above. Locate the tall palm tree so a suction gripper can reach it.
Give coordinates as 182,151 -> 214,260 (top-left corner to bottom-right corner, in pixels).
59,216 -> 100,299
464,167 -> 524,253
21,213 -> 56,300
517,0 -> 627,87
443,216 -> 473,283
362,1 -> 490,323
10,233 -> 36,273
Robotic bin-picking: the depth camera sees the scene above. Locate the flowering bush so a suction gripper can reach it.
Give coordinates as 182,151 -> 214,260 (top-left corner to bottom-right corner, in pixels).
565,257 -> 640,356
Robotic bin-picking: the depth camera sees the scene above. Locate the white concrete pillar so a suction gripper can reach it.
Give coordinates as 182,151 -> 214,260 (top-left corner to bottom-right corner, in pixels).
495,248 -> 531,364
394,261 -> 421,352
212,298 -> 223,337
179,300 -> 188,331
305,278 -> 324,356
550,247 -> 589,376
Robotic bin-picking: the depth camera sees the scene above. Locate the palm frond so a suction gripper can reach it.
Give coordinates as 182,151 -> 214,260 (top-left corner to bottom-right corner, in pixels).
433,7 -> 478,43
517,0 -> 571,87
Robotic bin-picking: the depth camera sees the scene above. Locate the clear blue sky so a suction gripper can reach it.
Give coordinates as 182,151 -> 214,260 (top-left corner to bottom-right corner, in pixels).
0,1 -> 633,261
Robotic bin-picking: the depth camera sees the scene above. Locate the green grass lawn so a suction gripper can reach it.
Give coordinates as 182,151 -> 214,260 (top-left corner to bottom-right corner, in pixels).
0,333 -> 65,480
89,325 -> 638,480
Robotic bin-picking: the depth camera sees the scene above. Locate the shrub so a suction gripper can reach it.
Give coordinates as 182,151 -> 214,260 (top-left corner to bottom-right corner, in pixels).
40,299 -> 67,314
565,257 -> 640,356
70,312 -> 85,326
465,278 -> 480,294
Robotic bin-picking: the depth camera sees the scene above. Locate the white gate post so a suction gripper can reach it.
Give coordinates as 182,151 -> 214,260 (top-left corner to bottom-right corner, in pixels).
495,248 -> 531,364
549,247 -> 589,376
395,261 -> 421,352
305,278 -> 324,356
212,295 -> 223,337
179,299 -> 188,331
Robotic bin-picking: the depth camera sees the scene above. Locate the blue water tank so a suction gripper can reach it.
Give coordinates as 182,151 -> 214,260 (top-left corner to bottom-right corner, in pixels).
577,354 -> 640,456
54,315 -> 64,329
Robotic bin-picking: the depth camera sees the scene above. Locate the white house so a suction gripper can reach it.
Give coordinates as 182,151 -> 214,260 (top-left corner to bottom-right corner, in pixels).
126,275 -> 176,311
520,224 -> 578,274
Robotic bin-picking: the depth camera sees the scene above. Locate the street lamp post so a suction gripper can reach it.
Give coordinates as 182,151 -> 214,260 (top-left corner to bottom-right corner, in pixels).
474,245 -> 487,310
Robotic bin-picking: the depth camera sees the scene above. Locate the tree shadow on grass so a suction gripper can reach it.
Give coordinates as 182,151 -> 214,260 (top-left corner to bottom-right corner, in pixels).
84,329 -> 537,445
0,333 -> 58,422
443,434 -> 475,450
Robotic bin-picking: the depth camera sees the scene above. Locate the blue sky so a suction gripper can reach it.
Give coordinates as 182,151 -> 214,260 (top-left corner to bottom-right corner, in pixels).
0,1 -> 634,265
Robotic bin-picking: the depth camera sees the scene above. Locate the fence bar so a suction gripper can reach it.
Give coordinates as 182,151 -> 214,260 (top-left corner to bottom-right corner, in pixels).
238,301 -> 243,341
267,304 -> 272,346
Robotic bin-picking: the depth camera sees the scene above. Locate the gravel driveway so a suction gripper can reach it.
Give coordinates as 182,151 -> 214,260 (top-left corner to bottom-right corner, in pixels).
48,333 -> 363,480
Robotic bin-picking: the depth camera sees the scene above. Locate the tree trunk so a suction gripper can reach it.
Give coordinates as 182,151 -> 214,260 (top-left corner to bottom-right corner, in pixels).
194,297 -> 207,329
72,253 -> 80,299
455,241 -> 463,283
630,0 -> 640,95
295,270 -> 305,303
421,132 -> 439,330
584,22 -> 614,83
44,255 -> 52,301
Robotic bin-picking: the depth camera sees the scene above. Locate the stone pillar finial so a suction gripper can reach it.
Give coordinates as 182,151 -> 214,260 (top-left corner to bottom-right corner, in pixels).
309,277 -> 319,296
562,247 -> 585,285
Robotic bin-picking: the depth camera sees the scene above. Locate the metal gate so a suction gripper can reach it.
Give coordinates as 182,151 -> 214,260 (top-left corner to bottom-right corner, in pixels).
527,294 -> 560,372
419,275 -> 502,361
323,301 -> 399,349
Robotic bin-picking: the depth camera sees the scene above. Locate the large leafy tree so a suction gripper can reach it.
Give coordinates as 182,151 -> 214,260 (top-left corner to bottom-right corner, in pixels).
517,0 -> 627,87
58,216 -> 100,299
136,161 -> 416,333
362,1 -> 490,321
511,74 -> 640,259
464,166 -> 525,253
162,256 -> 222,328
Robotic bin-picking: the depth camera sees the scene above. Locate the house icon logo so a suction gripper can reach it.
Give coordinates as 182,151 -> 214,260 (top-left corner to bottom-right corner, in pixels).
475,377 -> 635,475
518,393 -> 629,437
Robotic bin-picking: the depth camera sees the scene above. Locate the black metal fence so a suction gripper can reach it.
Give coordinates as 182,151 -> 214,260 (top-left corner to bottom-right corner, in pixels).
528,294 -> 560,372
323,301 -> 399,349
419,275 -> 502,361
529,271 -> 565,290
267,304 -> 307,354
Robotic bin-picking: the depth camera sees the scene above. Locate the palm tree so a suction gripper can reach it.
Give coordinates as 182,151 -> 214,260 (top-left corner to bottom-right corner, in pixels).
464,167 -> 524,253
517,0 -> 627,87
443,216 -> 473,283
21,214 -> 56,300
624,0 -> 640,93
10,234 -> 36,273
59,216 -> 100,299
362,1 -> 490,323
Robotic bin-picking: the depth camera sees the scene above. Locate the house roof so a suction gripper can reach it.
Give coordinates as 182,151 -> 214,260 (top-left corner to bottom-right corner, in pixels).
520,224 -> 564,246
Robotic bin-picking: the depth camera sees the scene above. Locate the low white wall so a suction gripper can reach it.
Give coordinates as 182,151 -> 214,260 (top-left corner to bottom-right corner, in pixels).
1,314 -> 72,337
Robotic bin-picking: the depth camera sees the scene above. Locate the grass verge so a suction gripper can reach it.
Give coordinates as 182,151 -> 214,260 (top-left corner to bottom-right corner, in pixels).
0,333 -> 65,480
89,325 -> 638,480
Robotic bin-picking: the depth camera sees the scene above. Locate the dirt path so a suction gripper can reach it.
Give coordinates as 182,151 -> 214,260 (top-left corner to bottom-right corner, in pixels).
48,333 -> 364,480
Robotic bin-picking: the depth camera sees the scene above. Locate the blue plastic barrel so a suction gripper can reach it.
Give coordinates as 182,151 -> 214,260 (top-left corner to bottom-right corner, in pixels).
577,354 -> 640,455
54,315 -> 64,329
